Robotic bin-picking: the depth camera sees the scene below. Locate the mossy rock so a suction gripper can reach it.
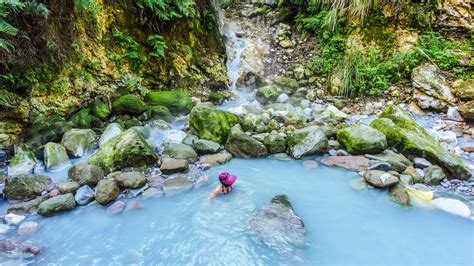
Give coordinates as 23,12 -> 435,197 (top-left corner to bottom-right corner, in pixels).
264,131 -> 287,154
44,142 -> 70,171
145,91 -> 192,115
38,193 -> 76,217
208,92 -> 225,105
3,174 -> 52,201
26,115 -> 73,148
61,128 -> 97,157
88,128 -> 158,174
459,100 -> 474,121
225,124 -> 268,158
8,144 -> 37,176
256,85 -> 282,104
164,143 -> 198,161
288,126 -> 328,159
337,125 -> 387,155
112,94 -> 148,115
69,109 -> 103,129
189,103 -> 240,144
90,99 -> 111,121
150,105 -> 173,122
370,105 -> 471,179
274,77 -> 299,95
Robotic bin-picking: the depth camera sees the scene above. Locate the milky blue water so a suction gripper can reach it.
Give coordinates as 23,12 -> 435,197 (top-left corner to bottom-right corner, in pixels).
9,157 -> 471,265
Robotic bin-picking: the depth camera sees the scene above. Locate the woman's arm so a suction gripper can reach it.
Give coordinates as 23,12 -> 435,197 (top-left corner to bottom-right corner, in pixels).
209,184 -> 222,199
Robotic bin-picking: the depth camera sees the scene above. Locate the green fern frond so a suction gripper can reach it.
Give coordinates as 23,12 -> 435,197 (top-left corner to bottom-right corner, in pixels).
0,20 -> 18,35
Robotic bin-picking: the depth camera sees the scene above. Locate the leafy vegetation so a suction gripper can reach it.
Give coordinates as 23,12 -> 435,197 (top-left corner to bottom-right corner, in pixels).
136,0 -> 196,20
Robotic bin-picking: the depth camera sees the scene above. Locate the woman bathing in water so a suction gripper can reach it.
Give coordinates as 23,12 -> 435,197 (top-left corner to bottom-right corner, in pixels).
209,172 -> 237,199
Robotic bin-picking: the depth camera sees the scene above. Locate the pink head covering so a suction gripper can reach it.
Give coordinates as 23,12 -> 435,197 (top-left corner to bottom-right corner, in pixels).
219,172 -> 237,186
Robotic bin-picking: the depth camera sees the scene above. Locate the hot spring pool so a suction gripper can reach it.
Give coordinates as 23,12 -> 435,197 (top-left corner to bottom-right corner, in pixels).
9,157 -> 474,265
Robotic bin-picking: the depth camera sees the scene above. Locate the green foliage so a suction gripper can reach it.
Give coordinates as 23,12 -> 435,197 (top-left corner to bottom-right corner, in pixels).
111,29 -> 147,72
136,0 -> 196,20
75,0 -> 99,17
147,34 -> 168,58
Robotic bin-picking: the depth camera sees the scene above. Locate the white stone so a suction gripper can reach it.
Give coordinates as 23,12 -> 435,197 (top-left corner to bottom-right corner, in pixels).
303,108 -> 312,116
99,123 -> 123,147
166,130 -> 187,144
325,105 -> 348,121
432,198 -> 471,218
17,221 -> 39,236
435,130 -> 458,145
276,94 -> 289,103
447,107 -> 464,122
5,213 -> 26,225
0,224 -> 12,234
300,99 -> 311,109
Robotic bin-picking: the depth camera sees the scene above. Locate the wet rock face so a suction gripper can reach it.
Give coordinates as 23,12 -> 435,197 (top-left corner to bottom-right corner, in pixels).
3,174 -> 52,201
423,165 -> 446,185
189,103 -> 240,144
191,139 -> 220,155
61,128 -> 97,157
38,193 -> 76,217
287,126 -> 328,159
95,179 -> 120,205
99,123 -> 123,147
164,143 -> 198,161
250,194 -> 305,250
370,105 -> 471,180
225,124 -> 268,158
337,125 -> 387,155
160,158 -> 189,174
0,239 -> 42,257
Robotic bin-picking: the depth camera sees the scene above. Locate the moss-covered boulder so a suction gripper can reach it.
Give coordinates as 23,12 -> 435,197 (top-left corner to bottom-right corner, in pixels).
3,174 -> 52,201
453,79 -> 474,100
274,77 -> 299,95
112,94 -> 148,115
68,162 -> 104,186
90,99 -> 111,121
264,130 -> 287,154
44,142 -> 70,171
150,105 -> 173,122
370,105 -> 471,179
256,85 -> 282,104
287,126 -> 328,159
99,123 -> 123,147
8,145 -> 37,176
69,109 -> 103,129
61,129 -> 96,157
192,139 -> 220,155
145,91 -> 192,115
38,193 -> 76,217
337,125 -> 387,155
225,124 -> 268,158
189,103 -> 240,144
95,179 -> 120,205
88,128 -> 158,173
459,100 -> 474,120
26,115 -> 73,148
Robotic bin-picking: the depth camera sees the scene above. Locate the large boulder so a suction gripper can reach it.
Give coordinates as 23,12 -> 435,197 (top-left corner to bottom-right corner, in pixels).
56,181 -> 80,194
145,91 -> 192,115
3,174 -> 52,201
112,94 -> 148,115
164,143 -> 198,161
113,171 -> 146,189
250,194 -> 305,250
38,193 -> 76,217
160,158 -> 189,174
453,79 -> 474,101
366,150 -> 411,172
61,128 -> 96,157
8,145 -> 37,176
337,125 -> 387,155
411,63 -> 455,110
263,130 -> 286,154
199,151 -> 233,166
99,123 -> 123,147
162,176 -> 193,194
192,139 -> 220,155
459,100 -> 474,120
287,126 -> 328,159
423,165 -> 446,185
89,98 -> 111,121
95,179 -> 120,205
370,105 -> 471,180
44,142 -> 70,171
225,124 -> 268,158
321,156 -> 372,172
189,103 -> 240,144
68,162 -> 104,186
256,85 -> 282,104
88,128 -> 158,173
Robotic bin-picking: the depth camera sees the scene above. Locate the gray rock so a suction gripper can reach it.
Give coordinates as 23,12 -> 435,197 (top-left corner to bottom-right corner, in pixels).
424,165 -> 446,185
367,162 -> 392,172
0,239 -> 42,257
414,157 -> 432,169
412,63 -> 455,107
7,195 -> 50,214
321,156 -> 372,172
43,142 -> 70,171
199,151 -> 233,166
113,171 -> 146,189
160,158 -> 189,174
8,145 -> 37,176
182,134 -> 199,146
263,130 -> 286,154
61,128 -> 96,157
366,150 -> 412,172
447,107 -> 464,122
56,181 -> 80,194
287,126 -> 328,159
162,176 -> 193,194
75,185 -> 95,205
363,170 -> 398,188
4,213 -> 25,225
337,125 -> 387,155
390,183 -> 410,206
192,139 -> 220,155
95,179 -> 120,205
3,174 -> 52,201
164,143 -> 198,161
250,194 -> 305,250
225,124 -> 268,158
99,123 -> 123,147
68,162 -> 104,186
17,221 -> 39,236
38,193 -> 76,217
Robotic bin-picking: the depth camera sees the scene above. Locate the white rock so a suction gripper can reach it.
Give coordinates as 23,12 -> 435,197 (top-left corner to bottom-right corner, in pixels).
446,107 -> 464,122
325,105 -> 348,120
17,221 -> 39,236
300,99 -> 310,109
303,108 -> 312,116
99,123 -> 123,147
276,94 -> 289,103
5,213 -> 26,225
435,131 -> 458,145
432,198 -> 471,218
166,130 -> 187,143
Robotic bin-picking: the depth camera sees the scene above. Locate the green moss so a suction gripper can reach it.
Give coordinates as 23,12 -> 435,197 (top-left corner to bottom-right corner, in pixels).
90,99 -> 111,121
150,105 -> 173,122
208,92 -> 225,105
112,94 -> 148,115
69,108 -> 103,129
336,125 -> 387,155
145,90 -> 192,115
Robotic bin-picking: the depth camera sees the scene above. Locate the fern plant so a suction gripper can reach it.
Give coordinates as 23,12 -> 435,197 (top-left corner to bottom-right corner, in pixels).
147,34 -> 167,58
137,0 -> 196,20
